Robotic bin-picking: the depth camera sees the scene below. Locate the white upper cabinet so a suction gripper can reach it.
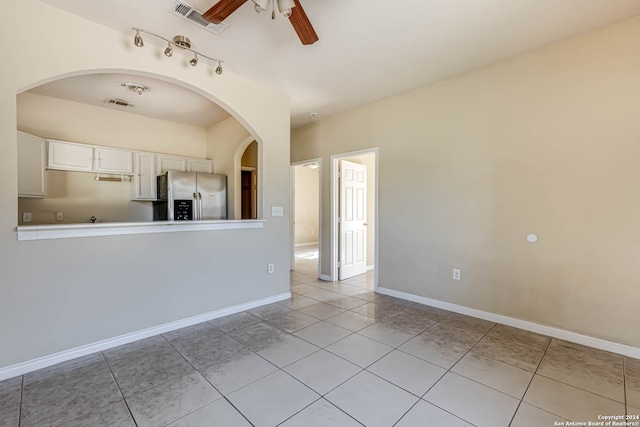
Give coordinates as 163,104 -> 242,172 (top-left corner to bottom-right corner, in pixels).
17,131 -> 46,198
156,155 -> 187,176
94,147 -> 133,174
188,159 -> 214,174
132,152 -> 157,200
47,140 -> 94,172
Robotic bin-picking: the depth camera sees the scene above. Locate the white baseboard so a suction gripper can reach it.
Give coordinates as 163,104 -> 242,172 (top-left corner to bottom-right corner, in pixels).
294,242 -> 319,248
366,265 -> 375,272
319,274 -> 332,281
377,286 -> 640,359
0,292 -> 291,382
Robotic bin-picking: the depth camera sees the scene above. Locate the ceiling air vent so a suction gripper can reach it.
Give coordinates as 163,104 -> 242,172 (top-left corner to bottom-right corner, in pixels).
105,98 -> 136,108
169,0 -> 230,35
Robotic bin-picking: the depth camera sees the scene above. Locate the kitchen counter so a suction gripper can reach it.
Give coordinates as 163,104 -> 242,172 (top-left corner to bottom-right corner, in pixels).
16,219 -> 265,241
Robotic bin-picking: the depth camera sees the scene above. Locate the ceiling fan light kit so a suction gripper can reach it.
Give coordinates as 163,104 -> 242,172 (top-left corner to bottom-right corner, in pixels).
130,28 -> 224,74
203,0 -> 318,45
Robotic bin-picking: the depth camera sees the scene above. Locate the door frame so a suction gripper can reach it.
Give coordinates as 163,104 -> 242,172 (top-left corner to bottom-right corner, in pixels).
290,158 -> 323,276
331,148 -> 379,288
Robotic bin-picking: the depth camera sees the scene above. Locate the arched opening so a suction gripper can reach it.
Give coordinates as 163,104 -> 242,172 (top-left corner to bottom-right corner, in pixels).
16,70 -> 254,226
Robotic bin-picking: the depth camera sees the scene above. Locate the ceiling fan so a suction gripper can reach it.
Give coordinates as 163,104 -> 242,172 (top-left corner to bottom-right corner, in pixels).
202,0 -> 318,45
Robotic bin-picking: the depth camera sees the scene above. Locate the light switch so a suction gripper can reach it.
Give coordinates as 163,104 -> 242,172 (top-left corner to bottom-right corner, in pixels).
271,206 -> 284,217
22,212 -> 32,223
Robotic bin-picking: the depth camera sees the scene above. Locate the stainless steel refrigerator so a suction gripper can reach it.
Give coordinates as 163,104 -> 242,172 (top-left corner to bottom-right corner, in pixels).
153,171 -> 227,221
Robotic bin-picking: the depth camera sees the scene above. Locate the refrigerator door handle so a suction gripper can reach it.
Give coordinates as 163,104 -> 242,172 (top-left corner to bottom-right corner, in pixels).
198,192 -> 203,221
193,192 -> 198,220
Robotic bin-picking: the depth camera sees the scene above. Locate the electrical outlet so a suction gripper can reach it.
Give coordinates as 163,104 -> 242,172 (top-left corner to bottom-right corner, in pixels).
271,206 -> 284,217
268,263 -> 275,274
55,212 -> 64,221
22,212 -> 32,223
453,268 -> 461,281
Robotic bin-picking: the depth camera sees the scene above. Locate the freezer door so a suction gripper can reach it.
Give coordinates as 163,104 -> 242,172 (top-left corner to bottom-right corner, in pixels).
197,174 -> 227,220
167,171 -> 197,220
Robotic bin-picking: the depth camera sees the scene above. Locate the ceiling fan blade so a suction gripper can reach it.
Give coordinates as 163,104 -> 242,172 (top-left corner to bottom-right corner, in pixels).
289,0 -> 318,45
203,0 -> 248,24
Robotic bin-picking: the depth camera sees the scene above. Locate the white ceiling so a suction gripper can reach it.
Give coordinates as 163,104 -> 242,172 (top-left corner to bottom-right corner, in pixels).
30,73 -> 230,128
36,0 -> 640,128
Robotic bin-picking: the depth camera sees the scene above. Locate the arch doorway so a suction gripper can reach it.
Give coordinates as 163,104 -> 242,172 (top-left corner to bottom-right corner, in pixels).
240,141 -> 258,219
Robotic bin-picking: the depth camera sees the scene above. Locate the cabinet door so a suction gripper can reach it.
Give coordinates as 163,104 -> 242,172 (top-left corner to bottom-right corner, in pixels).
156,155 -> 187,176
94,147 -> 133,174
132,152 -> 157,200
47,140 -> 94,172
188,159 -> 213,174
18,132 -> 46,198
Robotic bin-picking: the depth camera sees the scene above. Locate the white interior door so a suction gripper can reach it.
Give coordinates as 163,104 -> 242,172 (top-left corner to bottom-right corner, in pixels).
339,160 -> 367,280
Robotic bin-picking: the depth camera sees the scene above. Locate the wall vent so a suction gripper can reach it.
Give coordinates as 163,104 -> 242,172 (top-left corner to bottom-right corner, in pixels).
168,1 -> 230,35
105,98 -> 136,108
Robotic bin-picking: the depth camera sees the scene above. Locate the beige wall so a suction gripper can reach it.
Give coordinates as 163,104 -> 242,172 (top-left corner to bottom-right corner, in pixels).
292,16 -> 640,347
17,92 -> 212,225
294,165 -> 319,246
0,0 -> 290,370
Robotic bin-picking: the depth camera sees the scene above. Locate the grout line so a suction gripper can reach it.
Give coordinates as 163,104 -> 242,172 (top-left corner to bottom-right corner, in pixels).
507,336 -> 554,426
101,350 -> 139,427
17,375 -> 24,427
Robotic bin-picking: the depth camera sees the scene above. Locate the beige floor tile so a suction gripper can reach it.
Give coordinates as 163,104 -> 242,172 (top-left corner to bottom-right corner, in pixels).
198,350 -> 277,395
357,323 -> 418,347
293,321 -> 353,348
451,352 -> 533,398
277,294 -> 320,310
266,311 -> 320,333
325,311 -> 376,332
439,313 -> 495,334
547,340 -> 623,370
255,334 -> 320,368
325,371 -> 419,427
398,334 -> 468,369
227,371 -> 320,427
325,334 -> 393,368
472,335 -> 544,372
523,375 -> 625,422
627,374 -> 640,410
538,344 -> 624,403
166,399 -> 251,427
422,322 -> 485,349
367,350 -> 446,397
487,324 -> 550,351
395,400 -> 472,426
509,403 -> 565,427
299,302 -> 347,320
279,399 -> 362,427
626,357 -> 640,378
284,350 -> 361,395
424,372 -> 519,427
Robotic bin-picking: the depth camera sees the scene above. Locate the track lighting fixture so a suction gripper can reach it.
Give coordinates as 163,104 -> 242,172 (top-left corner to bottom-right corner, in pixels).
164,43 -> 173,57
130,28 -> 224,75
134,30 -> 144,47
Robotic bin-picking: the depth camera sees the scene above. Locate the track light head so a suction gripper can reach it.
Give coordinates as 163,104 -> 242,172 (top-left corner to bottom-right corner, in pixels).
134,30 -> 144,47
189,54 -> 199,67
215,63 -> 223,75
164,43 -> 173,57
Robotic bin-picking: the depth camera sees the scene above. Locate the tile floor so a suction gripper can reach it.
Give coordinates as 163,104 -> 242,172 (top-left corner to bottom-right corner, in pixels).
1,245 -> 638,426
